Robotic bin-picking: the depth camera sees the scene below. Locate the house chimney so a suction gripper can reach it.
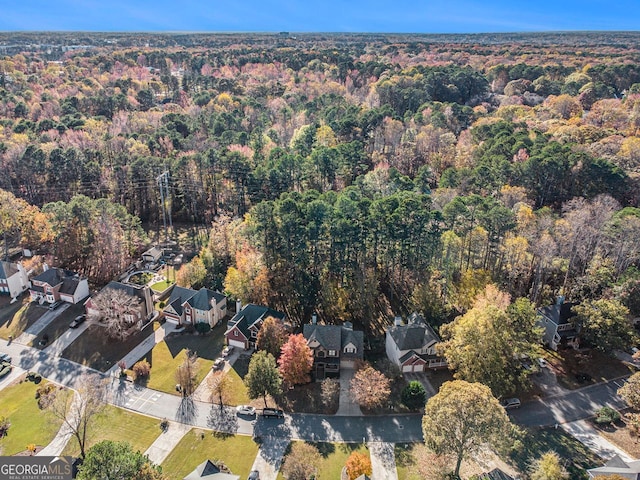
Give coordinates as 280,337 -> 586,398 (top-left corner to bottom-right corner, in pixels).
556,296 -> 565,306
394,316 -> 403,327
236,300 -> 242,313
43,263 -> 49,272
312,313 -> 317,324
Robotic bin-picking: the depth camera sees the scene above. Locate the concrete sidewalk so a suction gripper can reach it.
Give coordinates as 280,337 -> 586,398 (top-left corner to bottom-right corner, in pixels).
144,420 -> 191,465
368,442 -> 399,480
562,419 -> 635,462
250,436 -> 289,480
37,391 -> 81,457
106,322 -> 176,376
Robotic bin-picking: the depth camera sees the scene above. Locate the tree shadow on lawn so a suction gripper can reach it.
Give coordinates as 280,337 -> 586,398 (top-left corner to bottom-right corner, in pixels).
61,324 -> 149,372
163,327 -> 225,362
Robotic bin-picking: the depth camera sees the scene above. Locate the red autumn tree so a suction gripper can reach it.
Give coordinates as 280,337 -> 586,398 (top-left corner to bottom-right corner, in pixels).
278,334 -> 314,386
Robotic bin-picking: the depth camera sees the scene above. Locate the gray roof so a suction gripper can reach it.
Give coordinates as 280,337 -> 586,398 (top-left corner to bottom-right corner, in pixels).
166,286 -> 198,316
225,304 -> 285,339
183,460 -> 239,480
0,261 -> 19,280
587,454 -> 640,479
32,268 -> 66,286
142,246 -> 163,260
60,277 -> 82,295
538,303 -> 576,326
303,323 -> 364,358
187,288 -> 225,311
387,313 -> 440,351
477,469 -> 515,480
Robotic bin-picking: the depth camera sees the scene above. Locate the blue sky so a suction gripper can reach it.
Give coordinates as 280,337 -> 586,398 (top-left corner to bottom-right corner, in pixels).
0,0 -> 638,32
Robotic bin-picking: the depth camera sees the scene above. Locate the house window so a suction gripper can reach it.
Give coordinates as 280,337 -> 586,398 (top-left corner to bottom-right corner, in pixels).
251,331 -> 257,338
234,330 -> 238,337
329,350 -> 336,356
317,351 -> 325,358
344,346 -> 356,354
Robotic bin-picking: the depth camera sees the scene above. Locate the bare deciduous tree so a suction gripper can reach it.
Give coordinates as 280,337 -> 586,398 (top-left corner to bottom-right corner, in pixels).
208,371 -> 230,410
89,287 -> 141,341
48,373 -> 107,459
175,349 -> 199,397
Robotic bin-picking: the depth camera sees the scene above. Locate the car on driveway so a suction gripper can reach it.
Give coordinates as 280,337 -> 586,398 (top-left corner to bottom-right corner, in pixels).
248,471 -> 260,480
500,398 -> 521,409
222,345 -> 234,357
48,300 -> 63,310
0,352 -> 11,364
236,405 -> 256,416
537,357 -> 548,368
69,314 -> 86,328
575,372 -> 593,384
213,358 -> 225,370
0,361 -> 12,378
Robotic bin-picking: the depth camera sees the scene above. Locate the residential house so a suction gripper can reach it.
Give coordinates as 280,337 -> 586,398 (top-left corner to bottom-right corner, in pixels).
183,460 -> 239,480
0,261 -> 30,299
303,318 -> 364,379
29,267 -> 89,304
477,469 -> 516,480
142,246 -> 163,264
587,454 -> 640,479
225,303 -> 285,350
163,286 -> 226,328
385,312 -> 447,373
85,281 -> 154,329
538,300 -> 579,351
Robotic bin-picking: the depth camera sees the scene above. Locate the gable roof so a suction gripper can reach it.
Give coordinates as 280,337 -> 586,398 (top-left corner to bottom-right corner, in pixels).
225,303 -> 285,339
387,313 -> 440,351
538,303 -> 576,326
59,277 -> 83,295
303,323 -> 364,357
31,268 -> 66,286
477,468 -> 515,480
587,454 -> 640,479
0,261 -> 19,280
186,288 -> 226,311
142,246 -> 163,260
166,286 -> 197,316
183,460 -> 239,480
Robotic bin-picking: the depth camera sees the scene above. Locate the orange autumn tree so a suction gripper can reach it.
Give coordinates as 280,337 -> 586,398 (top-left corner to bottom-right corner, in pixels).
278,334 -> 313,386
345,451 -> 372,480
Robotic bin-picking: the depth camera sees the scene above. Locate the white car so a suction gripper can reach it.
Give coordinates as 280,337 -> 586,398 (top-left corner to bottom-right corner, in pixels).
537,357 -> 548,368
236,405 -> 256,416
0,353 -> 11,364
212,358 -> 225,370
500,398 -> 521,409
222,346 -> 234,357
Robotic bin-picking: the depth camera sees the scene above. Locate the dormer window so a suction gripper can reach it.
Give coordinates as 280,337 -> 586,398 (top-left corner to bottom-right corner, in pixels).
344,346 -> 356,354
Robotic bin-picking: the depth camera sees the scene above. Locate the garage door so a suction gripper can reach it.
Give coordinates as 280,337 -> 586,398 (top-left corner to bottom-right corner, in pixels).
413,364 -> 424,372
229,339 -> 246,350
402,365 -> 413,373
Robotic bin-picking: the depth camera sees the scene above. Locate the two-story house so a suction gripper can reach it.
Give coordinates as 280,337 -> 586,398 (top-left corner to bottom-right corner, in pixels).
385,312 -> 447,373
29,267 -> 89,305
225,303 -> 285,350
303,319 -> 364,379
538,300 -> 579,351
587,454 -> 640,478
85,281 -> 154,329
0,261 -> 30,299
163,286 -> 227,328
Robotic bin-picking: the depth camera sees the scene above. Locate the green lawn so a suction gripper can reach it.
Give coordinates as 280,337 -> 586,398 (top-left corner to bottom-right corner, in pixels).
0,379 -> 69,455
142,328 -> 225,394
61,404 -> 161,457
508,427 -> 602,479
150,280 -> 173,293
162,429 -> 258,479
277,442 -> 369,480
225,365 -> 251,406
395,444 -> 423,480
0,300 -> 46,340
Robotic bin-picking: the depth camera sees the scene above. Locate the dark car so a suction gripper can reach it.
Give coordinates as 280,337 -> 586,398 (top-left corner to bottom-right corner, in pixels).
49,301 -> 63,310
69,314 -> 86,329
575,372 -> 593,384
260,408 -> 284,418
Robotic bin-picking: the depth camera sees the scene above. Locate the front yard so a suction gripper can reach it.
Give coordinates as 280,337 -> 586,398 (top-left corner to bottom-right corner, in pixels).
30,302 -> 86,349
140,326 -> 226,394
277,442 -> 369,480
61,404 -> 161,457
545,348 -> 634,390
0,298 -> 46,340
593,412 -> 640,459
0,377 -> 70,455
161,429 -> 258,480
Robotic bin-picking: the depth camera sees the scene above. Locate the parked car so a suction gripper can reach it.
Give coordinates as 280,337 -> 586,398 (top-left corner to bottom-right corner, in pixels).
500,398 -> 521,409
48,300 -> 63,310
0,361 -> 12,378
69,314 -> 86,329
248,471 -> 260,480
213,358 -> 225,370
260,408 -> 284,418
222,345 -> 234,357
537,357 -> 548,368
236,405 -> 256,416
575,372 -> 593,384
0,352 -> 11,364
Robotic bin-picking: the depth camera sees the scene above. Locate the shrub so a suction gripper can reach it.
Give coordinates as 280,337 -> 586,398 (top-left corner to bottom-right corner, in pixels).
132,360 -> 151,378
595,406 -> 621,425
35,383 -> 57,409
0,416 -> 10,438
401,380 -> 427,411
195,322 -> 211,335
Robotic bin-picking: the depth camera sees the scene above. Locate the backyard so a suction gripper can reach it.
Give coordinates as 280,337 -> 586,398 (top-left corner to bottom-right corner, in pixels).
0,378 -> 70,455
161,429 -> 258,479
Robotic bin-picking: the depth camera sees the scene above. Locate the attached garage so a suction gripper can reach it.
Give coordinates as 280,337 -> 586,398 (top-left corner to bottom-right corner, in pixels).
228,339 -> 246,350
402,363 -> 425,373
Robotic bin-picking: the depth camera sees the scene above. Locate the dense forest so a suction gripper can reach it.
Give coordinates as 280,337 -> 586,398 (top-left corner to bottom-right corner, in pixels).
1,32 -> 640,334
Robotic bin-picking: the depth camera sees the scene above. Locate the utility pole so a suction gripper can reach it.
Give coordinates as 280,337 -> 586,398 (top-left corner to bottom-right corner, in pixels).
156,171 -> 172,243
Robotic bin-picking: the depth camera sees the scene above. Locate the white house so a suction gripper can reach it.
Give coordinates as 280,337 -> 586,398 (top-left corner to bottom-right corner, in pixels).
0,261 -> 30,299
385,312 -> 447,373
